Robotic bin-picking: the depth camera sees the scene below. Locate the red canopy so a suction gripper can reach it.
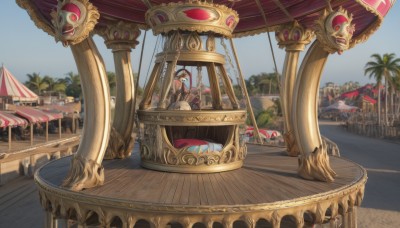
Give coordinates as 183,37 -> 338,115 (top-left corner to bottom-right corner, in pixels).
0,66 -> 38,102
340,90 -> 360,99
0,111 -> 28,128
15,107 -> 63,123
20,0 -> 394,42
39,103 -> 80,114
363,95 -> 377,104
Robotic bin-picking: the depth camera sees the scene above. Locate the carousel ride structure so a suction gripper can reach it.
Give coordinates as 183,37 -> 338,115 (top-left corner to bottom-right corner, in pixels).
17,0 -> 395,227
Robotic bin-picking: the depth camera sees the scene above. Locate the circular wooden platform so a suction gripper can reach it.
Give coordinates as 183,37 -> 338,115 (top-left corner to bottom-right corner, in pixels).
35,144 -> 366,227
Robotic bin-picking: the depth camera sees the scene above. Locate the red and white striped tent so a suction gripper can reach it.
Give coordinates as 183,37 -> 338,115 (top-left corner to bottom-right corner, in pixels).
0,111 -> 29,150
245,126 -> 281,139
0,66 -> 38,103
14,106 -> 64,146
0,111 -> 28,128
15,107 -> 63,123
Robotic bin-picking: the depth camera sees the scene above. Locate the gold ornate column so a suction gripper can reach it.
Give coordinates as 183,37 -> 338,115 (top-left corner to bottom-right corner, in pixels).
49,0 -> 109,191
275,21 -> 314,157
293,8 -> 355,182
98,21 -> 141,159
63,37 -> 110,191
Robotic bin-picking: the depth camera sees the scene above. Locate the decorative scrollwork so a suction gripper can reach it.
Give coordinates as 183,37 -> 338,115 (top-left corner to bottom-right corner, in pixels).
185,32 -> 202,51
139,123 -> 245,172
275,21 -> 314,51
97,21 -> 141,50
138,110 -> 247,125
206,34 -> 216,52
146,1 -> 239,37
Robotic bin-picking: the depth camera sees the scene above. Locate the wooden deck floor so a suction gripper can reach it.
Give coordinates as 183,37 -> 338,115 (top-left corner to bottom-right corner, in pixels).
38,144 -> 364,207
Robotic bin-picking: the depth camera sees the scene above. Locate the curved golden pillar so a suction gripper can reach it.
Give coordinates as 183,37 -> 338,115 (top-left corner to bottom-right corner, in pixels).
281,52 -> 300,156
98,22 -> 141,159
292,41 -> 336,182
62,37 -> 111,191
292,8 -> 355,182
276,22 -> 314,157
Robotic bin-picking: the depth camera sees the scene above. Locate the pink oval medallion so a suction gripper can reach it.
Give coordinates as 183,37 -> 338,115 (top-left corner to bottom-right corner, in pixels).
183,8 -> 211,20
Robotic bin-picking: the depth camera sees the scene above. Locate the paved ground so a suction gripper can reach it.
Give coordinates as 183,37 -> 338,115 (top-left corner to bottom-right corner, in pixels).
1,122 -> 399,227
319,120 -> 400,228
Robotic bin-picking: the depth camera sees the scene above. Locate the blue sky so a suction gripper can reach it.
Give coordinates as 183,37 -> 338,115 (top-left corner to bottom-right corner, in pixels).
1,1 -> 399,88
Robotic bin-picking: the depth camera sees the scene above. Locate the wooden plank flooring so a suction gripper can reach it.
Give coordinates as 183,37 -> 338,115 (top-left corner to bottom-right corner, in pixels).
38,144 -> 364,206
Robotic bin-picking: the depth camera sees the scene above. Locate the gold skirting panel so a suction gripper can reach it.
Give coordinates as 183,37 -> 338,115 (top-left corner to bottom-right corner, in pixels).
137,109 -> 247,126
155,51 -> 226,65
35,144 -> 366,228
141,160 -> 243,173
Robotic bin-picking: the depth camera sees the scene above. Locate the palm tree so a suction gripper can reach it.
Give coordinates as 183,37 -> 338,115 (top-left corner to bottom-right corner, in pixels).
25,72 -> 49,95
364,53 -> 400,125
246,73 -> 280,96
43,76 -> 67,95
107,71 -> 117,96
64,72 -> 82,98
391,72 -> 400,117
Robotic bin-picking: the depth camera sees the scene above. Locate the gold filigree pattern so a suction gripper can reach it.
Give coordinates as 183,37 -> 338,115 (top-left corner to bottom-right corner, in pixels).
139,124 -> 245,173
138,110 -> 246,126
185,32 -> 202,51
97,21 -> 141,50
206,34 -> 216,52
16,0 -> 55,37
275,21 -> 315,51
146,1 -> 239,37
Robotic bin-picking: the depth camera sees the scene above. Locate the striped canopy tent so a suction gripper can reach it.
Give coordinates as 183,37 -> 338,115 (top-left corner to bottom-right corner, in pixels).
0,66 -> 38,104
0,111 -> 28,127
15,107 -> 63,123
38,103 -> 80,115
362,95 -> 377,104
0,111 -> 28,150
38,103 -> 81,133
15,106 -> 63,145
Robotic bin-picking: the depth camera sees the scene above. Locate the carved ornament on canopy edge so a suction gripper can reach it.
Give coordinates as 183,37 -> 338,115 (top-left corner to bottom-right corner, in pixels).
51,0 -> 99,46
146,1 -> 239,37
97,21 -> 141,50
275,21 -> 314,51
315,7 -> 355,55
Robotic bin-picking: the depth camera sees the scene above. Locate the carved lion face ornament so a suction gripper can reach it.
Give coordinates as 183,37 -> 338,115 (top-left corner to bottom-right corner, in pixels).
325,12 -> 355,54
58,3 -> 83,37
316,7 -> 355,55
51,0 -> 99,46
